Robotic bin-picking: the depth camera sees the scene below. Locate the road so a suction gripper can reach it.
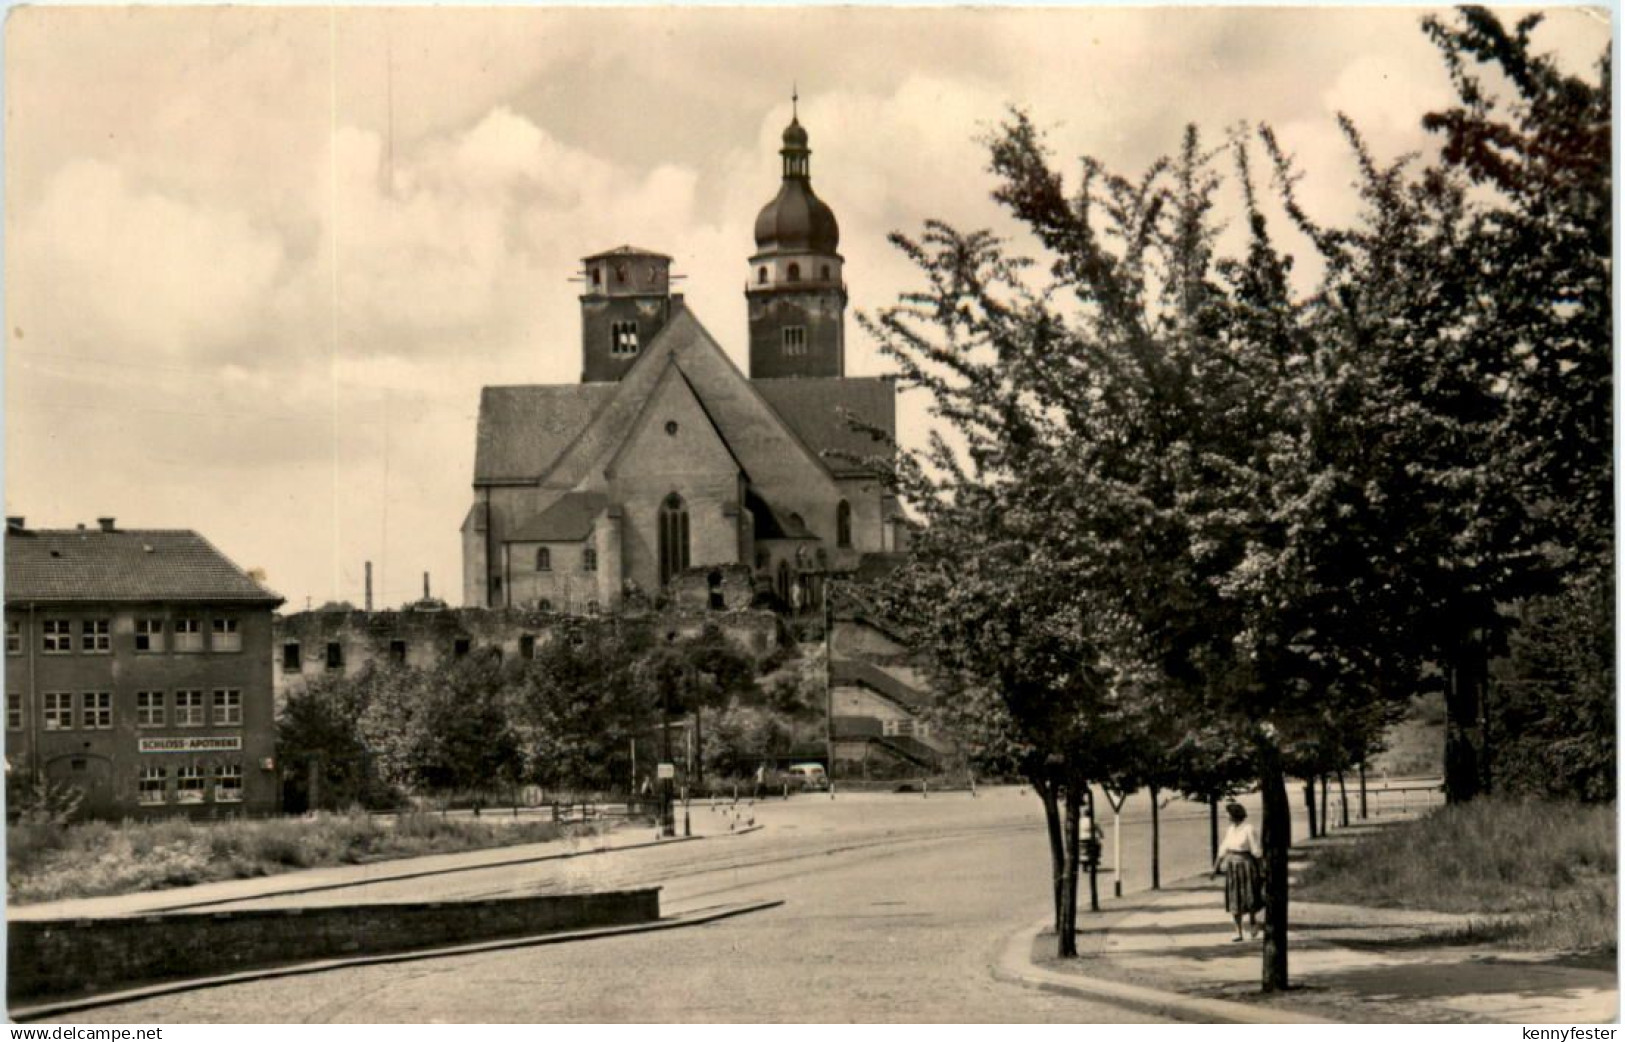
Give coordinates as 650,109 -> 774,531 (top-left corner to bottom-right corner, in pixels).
58,786 -> 1310,1023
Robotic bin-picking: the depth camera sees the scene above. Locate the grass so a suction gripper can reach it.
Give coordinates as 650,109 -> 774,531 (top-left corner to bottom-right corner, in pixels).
7,810 -> 597,905
1297,799 -> 1616,955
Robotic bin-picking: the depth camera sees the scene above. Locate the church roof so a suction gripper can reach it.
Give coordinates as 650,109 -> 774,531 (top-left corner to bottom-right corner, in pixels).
754,377 -> 895,476
583,245 -> 672,262
474,384 -> 617,484
509,492 -> 608,542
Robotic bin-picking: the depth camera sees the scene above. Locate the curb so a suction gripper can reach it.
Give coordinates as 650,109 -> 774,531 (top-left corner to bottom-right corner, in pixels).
10,898 -> 785,1021
994,916 -> 1329,1025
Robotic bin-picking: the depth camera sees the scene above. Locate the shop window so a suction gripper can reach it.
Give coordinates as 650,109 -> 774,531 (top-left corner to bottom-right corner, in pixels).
214,764 -> 243,803
139,766 -> 168,805
176,765 -> 206,804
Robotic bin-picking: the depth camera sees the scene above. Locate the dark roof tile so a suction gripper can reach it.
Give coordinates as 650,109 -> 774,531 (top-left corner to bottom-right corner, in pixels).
5,530 -> 282,605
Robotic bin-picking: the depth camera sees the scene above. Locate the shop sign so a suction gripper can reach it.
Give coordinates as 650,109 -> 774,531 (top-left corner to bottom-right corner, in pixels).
139,736 -> 244,753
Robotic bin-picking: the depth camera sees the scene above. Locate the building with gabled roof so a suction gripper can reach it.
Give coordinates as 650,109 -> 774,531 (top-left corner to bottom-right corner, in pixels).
4,517 -> 283,818
464,108 -> 908,614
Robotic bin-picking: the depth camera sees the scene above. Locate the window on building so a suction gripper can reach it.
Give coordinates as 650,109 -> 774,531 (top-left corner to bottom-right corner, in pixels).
454,638 -> 471,658
176,765 -> 206,804
535,547 -> 552,571
325,642 -> 343,671
611,320 -> 639,356
519,634 -> 536,660
135,618 -> 164,653
821,264 -> 832,281
882,718 -> 918,738
174,618 -> 204,653
7,693 -> 21,730
43,692 -> 71,731
213,689 -> 242,726
837,500 -> 853,549
6,619 -> 20,655
783,326 -> 807,355
591,267 -> 601,287
777,560 -> 791,604
214,763 -> 243,803
211,618 -> 241,652
582,548 -> 597,572
538,599 -> 553,612
136,691 -> 165,728
80,619 -> 111,653
658,493 -> 690,586
282,642 -> 302,672
43,619 -> 72,654
614,264 -> 627,284
787,262 -> 801,282
175,690 -> 205,727
83,691 -> 112,730
139,766 -> 168,805
389,640 -> 407,665
758,266 -> 768,285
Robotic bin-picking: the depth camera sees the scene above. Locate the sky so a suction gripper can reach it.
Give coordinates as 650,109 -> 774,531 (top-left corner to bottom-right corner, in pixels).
4,5 -> 1610,611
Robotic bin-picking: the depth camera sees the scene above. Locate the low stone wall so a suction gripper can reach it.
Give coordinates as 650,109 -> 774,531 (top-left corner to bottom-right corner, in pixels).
9,887 -> 660,1001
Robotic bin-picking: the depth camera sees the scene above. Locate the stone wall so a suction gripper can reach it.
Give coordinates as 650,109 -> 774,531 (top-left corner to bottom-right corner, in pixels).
273,607 -> 785,703
9,888 -> 660,1001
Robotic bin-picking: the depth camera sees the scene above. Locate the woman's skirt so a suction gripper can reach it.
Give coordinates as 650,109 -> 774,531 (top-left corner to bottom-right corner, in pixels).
1222,853 -> 1263,915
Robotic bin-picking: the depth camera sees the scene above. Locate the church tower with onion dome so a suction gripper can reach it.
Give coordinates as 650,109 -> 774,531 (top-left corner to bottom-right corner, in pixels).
746,97 -> 847,379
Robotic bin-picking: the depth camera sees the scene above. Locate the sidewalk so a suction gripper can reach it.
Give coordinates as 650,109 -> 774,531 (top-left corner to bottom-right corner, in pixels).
1016,826 -> 1618,1024
10,804 -> 757,922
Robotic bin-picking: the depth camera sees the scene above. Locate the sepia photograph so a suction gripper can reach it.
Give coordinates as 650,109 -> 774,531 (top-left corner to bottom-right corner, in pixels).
2,3 -> 1614,1026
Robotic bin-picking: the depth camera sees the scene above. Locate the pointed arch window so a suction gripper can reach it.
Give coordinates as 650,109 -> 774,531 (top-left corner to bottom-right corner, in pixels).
758,266 -> 769,285
836,500 -> 852,548
658,493 -> 690,586
787,262 -> 801,283
535,547 -> 551,572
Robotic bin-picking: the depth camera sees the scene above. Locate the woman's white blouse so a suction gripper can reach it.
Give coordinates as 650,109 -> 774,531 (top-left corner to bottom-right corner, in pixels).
1218,822 -> 1262,858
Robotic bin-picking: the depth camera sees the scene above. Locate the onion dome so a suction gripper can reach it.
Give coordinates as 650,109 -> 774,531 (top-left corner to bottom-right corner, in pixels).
753,111 -> 840,255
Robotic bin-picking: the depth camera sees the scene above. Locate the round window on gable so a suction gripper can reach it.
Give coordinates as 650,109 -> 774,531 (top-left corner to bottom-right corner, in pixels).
665,421 -> 679,436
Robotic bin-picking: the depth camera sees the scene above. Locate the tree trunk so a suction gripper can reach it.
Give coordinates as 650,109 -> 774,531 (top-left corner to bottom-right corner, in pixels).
1337,770 -> 1349,828
1058,783 -> 1082,957
1085,787 -> 1100,913
1303,777 -> 1318,839
1209,795 -> 1220,864
1445,646 -> 1484,803
1358,762 -> 1368,820
1038,777 -> 1064,935
1319,773 -> 1329,833
1260,749 -> 1292,992
694,704 -> 704,792
1149,784 -> 1162,890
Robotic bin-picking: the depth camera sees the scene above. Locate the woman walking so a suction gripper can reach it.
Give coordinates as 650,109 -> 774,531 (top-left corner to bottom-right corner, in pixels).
1213,801 -> 1264,940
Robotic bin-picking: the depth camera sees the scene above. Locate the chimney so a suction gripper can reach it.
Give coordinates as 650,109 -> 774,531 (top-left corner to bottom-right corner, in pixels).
365,561 -> 374,612
423,571 -> 431,600
97,517 -> 116,533
5,517 -> 23,532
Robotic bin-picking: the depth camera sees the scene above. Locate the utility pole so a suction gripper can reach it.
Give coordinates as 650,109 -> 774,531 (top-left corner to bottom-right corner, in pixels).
823,578 -> 835,798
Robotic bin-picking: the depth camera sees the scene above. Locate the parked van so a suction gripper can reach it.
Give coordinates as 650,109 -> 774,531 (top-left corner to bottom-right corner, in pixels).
787,763 -> 830,791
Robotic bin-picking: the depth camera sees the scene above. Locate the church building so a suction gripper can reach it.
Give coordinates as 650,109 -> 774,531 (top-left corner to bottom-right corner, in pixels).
463,109 -> 908,612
